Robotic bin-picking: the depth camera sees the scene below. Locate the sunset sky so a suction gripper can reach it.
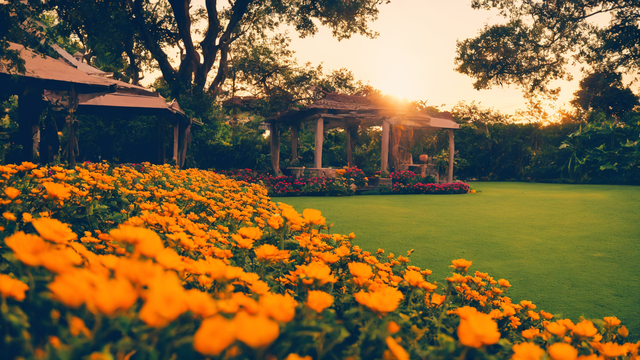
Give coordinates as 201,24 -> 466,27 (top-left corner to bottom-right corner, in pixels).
284,0 -> 583,115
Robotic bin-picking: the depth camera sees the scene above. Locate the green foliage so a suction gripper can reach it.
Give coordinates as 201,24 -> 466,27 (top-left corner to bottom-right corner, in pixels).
456,1 -> 640,94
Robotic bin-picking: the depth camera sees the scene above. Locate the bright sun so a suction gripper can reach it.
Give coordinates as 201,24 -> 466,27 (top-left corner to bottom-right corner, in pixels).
374,69 -> 422,101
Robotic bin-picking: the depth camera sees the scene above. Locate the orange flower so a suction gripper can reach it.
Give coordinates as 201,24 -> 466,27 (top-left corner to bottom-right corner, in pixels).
527,310 -> 540,320
546,322 -> 568,337
403,270 -> 426,287
194,315 -> 237,356
385,336 -> 409,360
69,316 -> 92,338
302,208 -> 326,225
185,289 -> 217,318
540,310 -> 554,320
387,321 -> 401,334
260,292 -> 298,322
234,311 -> 280,348
450,259 -> 473,272
43,182 -> 71,200
296,261 -> 337,285
603,316 -> 621,328
4,231 -> 50,266
267,215 -> 283,229
0,274 -> 29,301
284,354 -> 312,360
572,320 -> 598,338
4,187 -> 20,199
498,279 -> 511,288
48,272 -> 92,308
522,327 -> 541,339
109,225 -> 164,257
139,273 -> 188,327
32,218 -> 78,244
306,290 -> 334,313
354,287 -> 404,315
3,212 -> 16,221
617,325 -> 628,338
457,311 -> 500,348
237,227 -> 263,240
232,234 -> 255,249
511,342 -> 545,360
591,342 -> 628,358
349,262 -> 373,284
548,343 -> 578,360
429,293 -> 446,307
254,244 -> 290,263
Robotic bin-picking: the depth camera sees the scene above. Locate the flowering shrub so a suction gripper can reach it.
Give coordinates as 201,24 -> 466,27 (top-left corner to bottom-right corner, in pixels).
386,182 -> 470,195
0,162 -> 637,360
391,170 -> 419,185
336,167 -> 367,187
217,170 -> 353,197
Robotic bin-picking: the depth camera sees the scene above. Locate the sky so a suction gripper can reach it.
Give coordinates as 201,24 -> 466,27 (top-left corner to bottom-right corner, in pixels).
282,0 -> 583,115
142,0 -> 591,116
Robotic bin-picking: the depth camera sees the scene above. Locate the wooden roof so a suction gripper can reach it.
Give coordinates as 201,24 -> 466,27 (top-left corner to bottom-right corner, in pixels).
267,90 -> 460,130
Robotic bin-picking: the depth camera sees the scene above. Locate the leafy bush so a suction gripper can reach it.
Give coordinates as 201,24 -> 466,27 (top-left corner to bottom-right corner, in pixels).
0,163 -> 636,359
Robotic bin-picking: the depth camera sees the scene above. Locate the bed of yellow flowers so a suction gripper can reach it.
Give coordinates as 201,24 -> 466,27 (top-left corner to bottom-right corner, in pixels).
0,162 -> 638,360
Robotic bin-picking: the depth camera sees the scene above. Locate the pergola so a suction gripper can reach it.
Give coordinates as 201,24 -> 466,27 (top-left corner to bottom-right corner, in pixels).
265,91 -> 461,182
1,42 -> 193,167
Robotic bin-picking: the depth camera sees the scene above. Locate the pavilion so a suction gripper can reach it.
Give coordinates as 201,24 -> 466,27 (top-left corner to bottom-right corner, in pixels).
265,89 -> 461,182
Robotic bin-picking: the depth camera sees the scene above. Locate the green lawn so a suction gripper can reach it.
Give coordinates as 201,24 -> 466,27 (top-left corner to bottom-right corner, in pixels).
273,182 -> 640,339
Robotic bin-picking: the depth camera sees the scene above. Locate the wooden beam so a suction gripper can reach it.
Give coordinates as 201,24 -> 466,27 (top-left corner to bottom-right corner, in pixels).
179,121 -> 191,168
290,123 -> 298,163
448,129 -> 454,183
346,126 -> 352,167
270,122 -> 281,175
315,117 -> 324,168
173,122 -> 179,164
68,115 -> 76,168
381,120 -> 390,172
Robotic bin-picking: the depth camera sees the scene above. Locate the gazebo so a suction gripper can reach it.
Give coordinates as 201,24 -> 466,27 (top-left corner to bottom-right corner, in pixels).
265,90 -> 461,182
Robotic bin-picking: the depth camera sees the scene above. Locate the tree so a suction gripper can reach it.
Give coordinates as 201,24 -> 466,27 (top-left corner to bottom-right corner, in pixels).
455,1 -> 640,94
47,0 -> 388,99
571,70 -> 639,119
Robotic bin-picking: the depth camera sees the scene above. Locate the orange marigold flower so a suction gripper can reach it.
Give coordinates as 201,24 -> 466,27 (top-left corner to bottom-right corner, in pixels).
591,342 -> 628,358
237,226 -> 263,240
557,319 -> 576,331
498,279 -> 511,288
185,289 -> 217,318
522,327 -> 541,339
457,311 -> 501,348
540,310 -> 554,320
194,315 -> 237,356
429,293 -> 446,307
32,218 -> 78,244
234,311 -> 280,348
4,186 -> 20,199
302,208 -> 325,225
527,310 -> 540,320
267,215 -> 283,230
511,342 -> 545,360
284,354 -> 312,360
450,259 -> 473,272
403,270 -> 426,287
548,343 -> 578,360
4,232 -> 49,266
3,212 -> 16,221
354,287 -> 404,315
260,292 -> 298,322
348,262 -> 373,282
254,244 -> 290,263
109,225 -> 164,257
572,320 -> 598,338
306,290 -> 334,313
617,325 -> 629,338
603,316 -> 621,328
43,182 -> 71,200
0,274 -> 29,301
92,277 -> 138,316
387,320 -> 401,334
69,316 -> 92,338
546,322 -> 568,337
385,336 -> 409,360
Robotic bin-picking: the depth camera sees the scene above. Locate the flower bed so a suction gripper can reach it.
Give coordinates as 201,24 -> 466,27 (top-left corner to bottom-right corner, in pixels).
387,182 -> 470,194
0,162 -> 636,360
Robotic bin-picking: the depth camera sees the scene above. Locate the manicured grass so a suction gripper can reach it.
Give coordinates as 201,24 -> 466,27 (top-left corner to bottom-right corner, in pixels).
273,182 -> 640,339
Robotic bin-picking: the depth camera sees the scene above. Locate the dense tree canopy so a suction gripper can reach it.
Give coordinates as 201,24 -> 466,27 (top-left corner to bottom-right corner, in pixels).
571,70 -> 639,119
455,1 -> 640,93
46,0 -> 389,98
